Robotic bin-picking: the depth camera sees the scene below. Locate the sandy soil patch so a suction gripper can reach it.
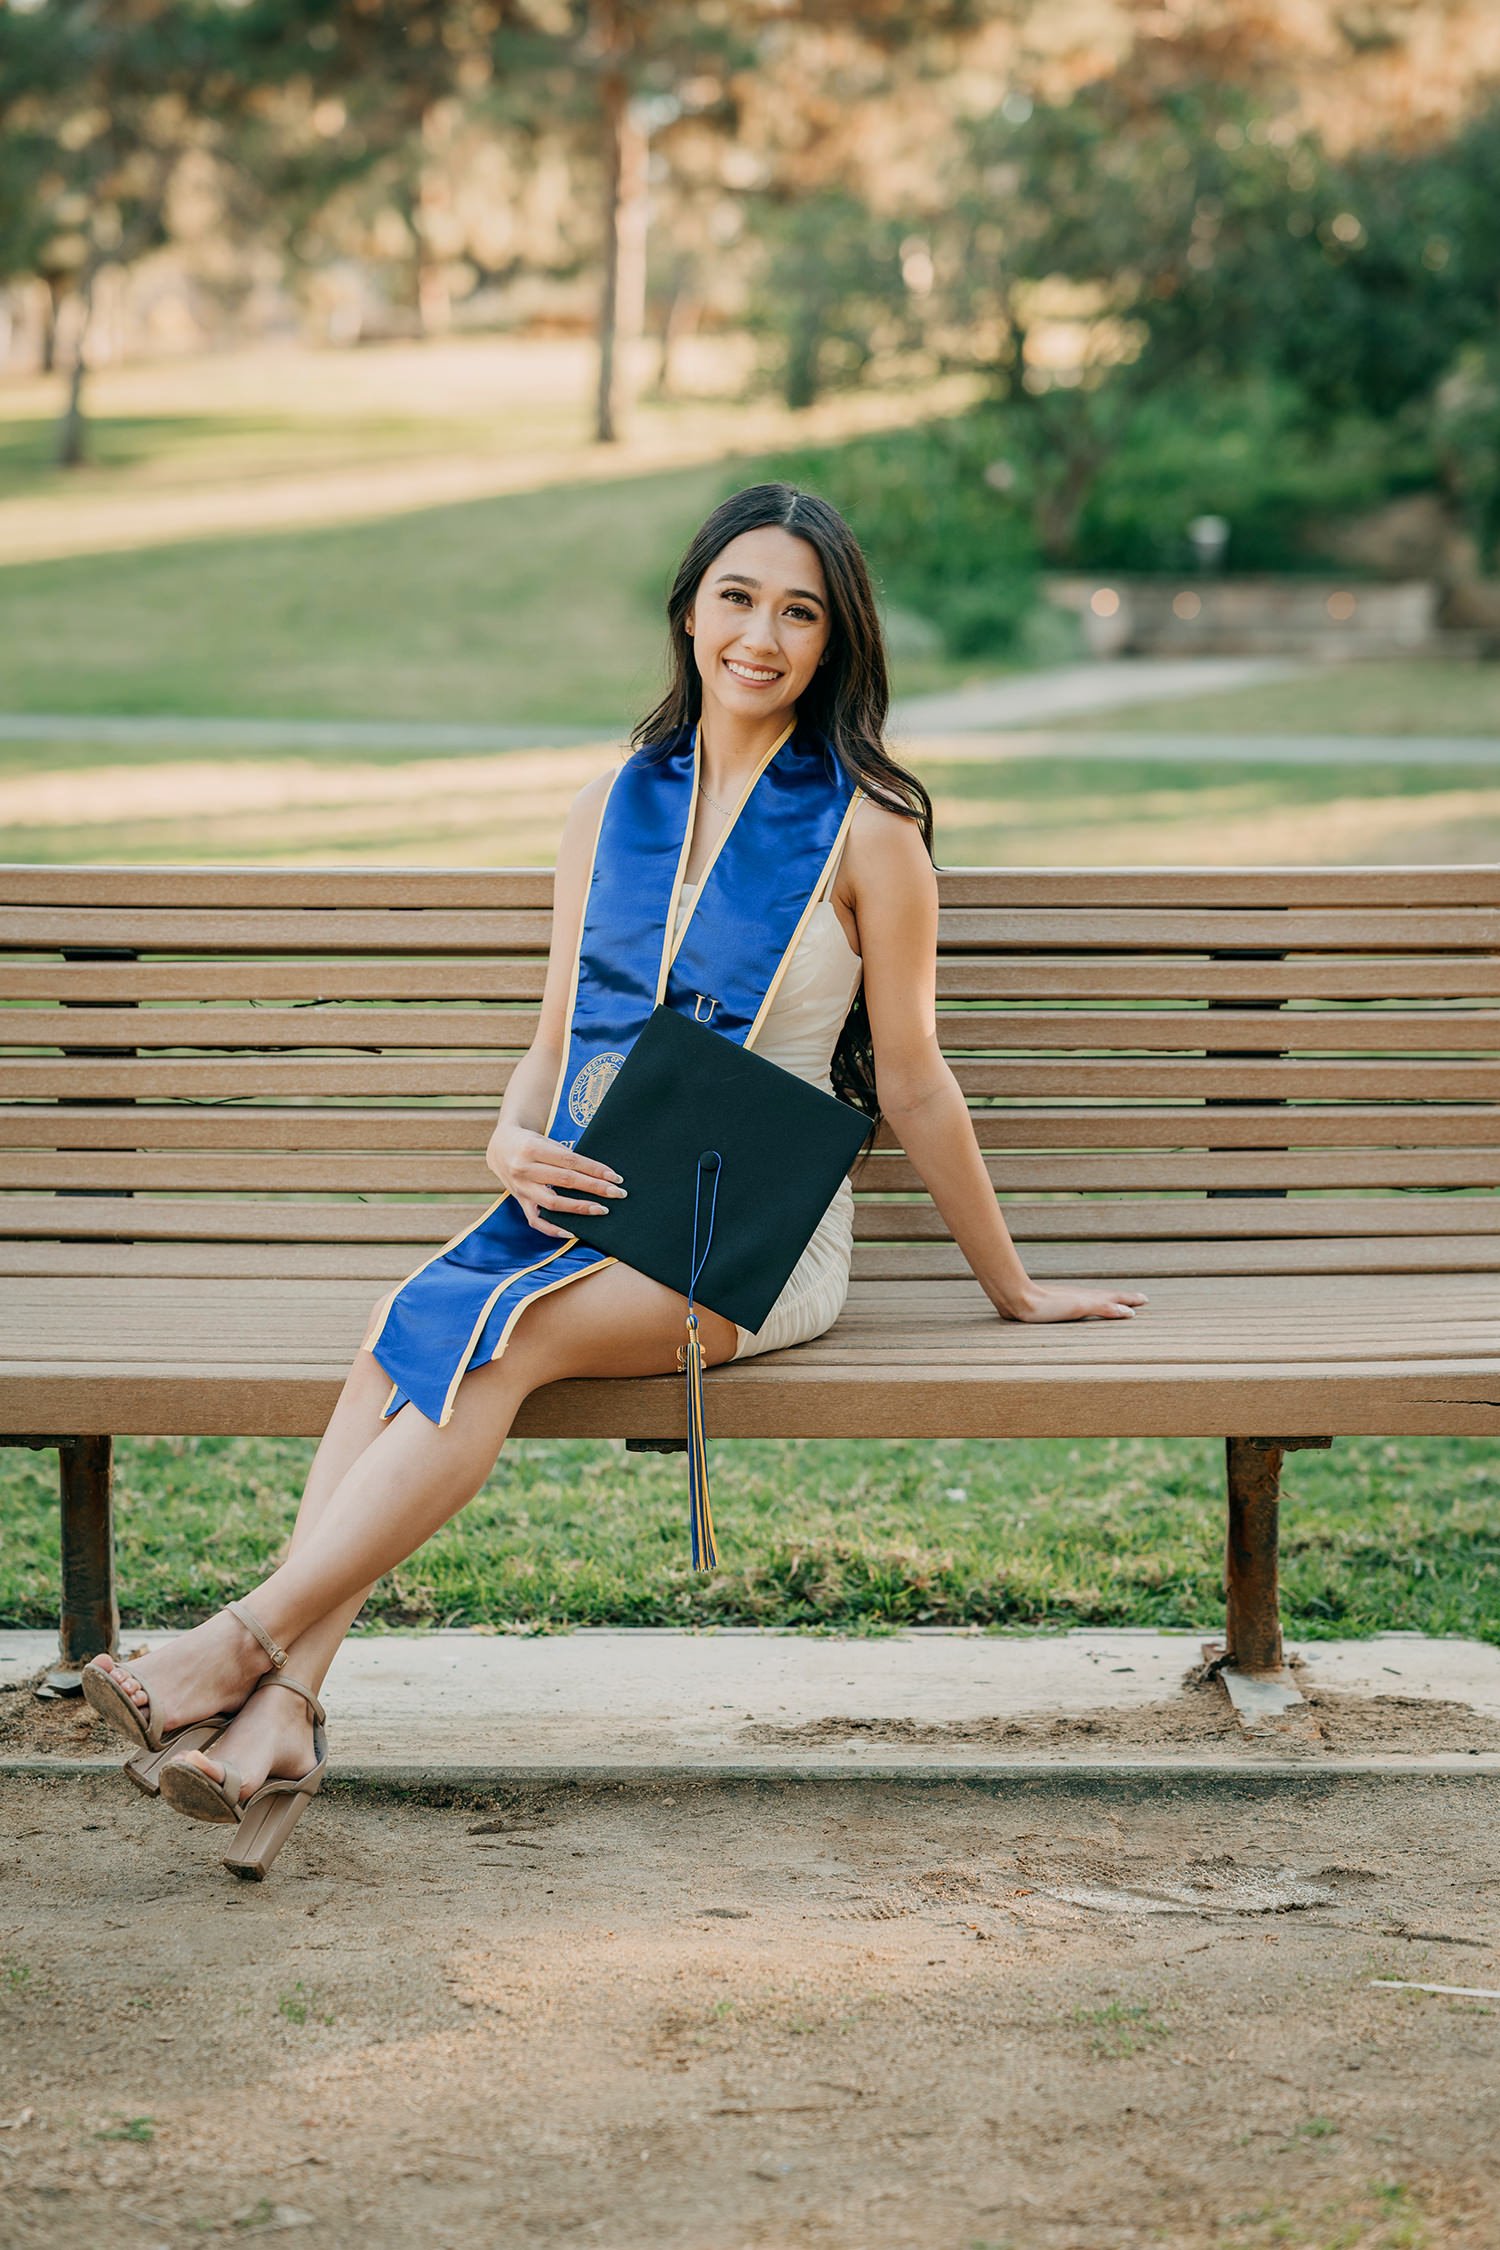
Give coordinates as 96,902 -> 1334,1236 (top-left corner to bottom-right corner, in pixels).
739,1662 -> 1500,1763
2,1770 -> 1496,2249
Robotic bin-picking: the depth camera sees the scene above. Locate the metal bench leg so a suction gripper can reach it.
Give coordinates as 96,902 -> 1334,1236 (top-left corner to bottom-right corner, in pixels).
59,1436 -> 118,1674
1205,1434 -> 1331,1728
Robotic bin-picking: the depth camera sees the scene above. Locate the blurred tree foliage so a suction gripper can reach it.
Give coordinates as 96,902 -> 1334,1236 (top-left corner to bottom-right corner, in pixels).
213,0 -> 563,333
2,0 -> 1498,610
749,49 -> 1500,653
742,188 -> 914,411
0,0 -> 245,461
939,73 -> 1500,568
753,409 -> 1041,656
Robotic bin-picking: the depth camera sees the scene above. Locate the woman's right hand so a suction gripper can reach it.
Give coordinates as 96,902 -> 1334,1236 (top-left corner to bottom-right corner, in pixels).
487,1125 -> 626,1240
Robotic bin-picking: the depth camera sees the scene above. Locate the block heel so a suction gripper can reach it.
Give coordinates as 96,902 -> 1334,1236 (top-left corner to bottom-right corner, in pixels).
222,1769 -> 324,1881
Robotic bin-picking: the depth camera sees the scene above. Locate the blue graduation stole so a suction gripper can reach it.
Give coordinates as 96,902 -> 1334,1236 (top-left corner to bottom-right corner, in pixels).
362,712 -> 862,1567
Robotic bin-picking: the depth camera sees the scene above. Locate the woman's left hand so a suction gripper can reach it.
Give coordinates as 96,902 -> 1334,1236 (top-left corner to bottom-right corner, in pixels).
994,1281 -> 1148,1323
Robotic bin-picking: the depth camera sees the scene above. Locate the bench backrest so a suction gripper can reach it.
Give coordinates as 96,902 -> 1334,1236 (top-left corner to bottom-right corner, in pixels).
3,865 -> 1497,1282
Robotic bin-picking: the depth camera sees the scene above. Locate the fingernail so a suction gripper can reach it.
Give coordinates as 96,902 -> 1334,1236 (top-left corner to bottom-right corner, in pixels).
613,1185 -> 628,1197
608,1171 -> 624,1183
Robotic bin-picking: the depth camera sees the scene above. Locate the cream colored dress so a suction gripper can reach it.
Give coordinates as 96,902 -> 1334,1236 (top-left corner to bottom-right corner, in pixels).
671,865 -> 865,1361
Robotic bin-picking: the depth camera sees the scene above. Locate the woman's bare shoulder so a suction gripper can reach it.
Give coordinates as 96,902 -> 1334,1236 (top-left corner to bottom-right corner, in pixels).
838,786 -> 934,903
554,762 -> 624,881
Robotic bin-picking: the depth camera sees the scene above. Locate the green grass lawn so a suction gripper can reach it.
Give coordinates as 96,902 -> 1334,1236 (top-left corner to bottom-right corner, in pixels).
2,1431 -> 1495,1641
0,409 -> 500,500
919,753 -> 1500,865
0,464 -> 730,725
1051,658 -> 1500,736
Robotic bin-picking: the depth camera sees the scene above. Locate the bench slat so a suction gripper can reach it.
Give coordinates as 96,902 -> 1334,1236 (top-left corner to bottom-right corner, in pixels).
8,957 -> 1500,1003
10,1004 -> 1500,1053
4,863 -> 1498,906
4,1149 -> 1495,1195
2,1192 -> 1494,1241
0,1101 -> 1492,1153
6,1232 -> 1497,1280
5,1054 -> 1495,1099
4,904 -> 1498,952
3,1259 -> 1492,1325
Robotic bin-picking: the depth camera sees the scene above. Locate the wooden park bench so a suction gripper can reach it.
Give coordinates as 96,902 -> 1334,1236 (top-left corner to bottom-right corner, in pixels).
3,862 -> 1496,1722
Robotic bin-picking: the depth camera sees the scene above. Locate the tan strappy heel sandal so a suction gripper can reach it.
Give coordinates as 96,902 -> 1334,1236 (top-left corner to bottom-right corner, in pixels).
123,1720 -> 230,1800
80,1598 -> 289,1794
157,1676 -> 328,1883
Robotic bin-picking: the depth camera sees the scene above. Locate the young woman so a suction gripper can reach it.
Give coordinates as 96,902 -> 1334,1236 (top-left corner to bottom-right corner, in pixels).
82,483 -> 1146,1876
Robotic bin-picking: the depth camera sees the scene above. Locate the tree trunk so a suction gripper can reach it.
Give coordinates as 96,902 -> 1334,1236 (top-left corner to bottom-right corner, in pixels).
39,275 -> 64,375
593,3 -> 648,445
784,308 -> 823,412
56,271 -> 96,470
651,263 -> 692,401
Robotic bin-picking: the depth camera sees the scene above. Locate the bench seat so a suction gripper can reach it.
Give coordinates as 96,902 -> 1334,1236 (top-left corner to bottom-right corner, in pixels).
1,1265 -> 1496,1440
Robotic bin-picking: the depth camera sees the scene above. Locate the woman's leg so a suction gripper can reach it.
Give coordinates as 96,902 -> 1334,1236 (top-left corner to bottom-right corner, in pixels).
89,1331 -> 401,1728
135,1262 -> 739,1796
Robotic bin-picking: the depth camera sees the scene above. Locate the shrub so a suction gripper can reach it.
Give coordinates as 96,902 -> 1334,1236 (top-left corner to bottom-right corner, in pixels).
741,410 -> 1041,660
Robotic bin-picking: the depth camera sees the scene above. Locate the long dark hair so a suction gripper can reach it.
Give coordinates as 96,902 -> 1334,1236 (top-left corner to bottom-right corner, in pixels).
630,482 -> 935,1156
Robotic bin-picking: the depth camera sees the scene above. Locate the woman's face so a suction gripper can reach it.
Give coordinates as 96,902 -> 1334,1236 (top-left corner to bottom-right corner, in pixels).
686,525 -> 831,727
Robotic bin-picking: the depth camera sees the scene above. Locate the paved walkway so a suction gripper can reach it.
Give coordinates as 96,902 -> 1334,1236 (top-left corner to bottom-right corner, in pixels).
7,1628 -> 1498,1781
5,660 -> 1493,765
896,728 -> 1500,764
3,714 -> 1494,769
891,655 -> 1308,730
0,712 -> 608,752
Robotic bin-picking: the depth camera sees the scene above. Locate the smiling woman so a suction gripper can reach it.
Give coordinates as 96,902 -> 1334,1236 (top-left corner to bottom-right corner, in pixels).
79,480 -> 1143,1885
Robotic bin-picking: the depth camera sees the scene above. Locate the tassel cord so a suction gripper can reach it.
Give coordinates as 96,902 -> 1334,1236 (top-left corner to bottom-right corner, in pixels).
683,1150 -> 722,1571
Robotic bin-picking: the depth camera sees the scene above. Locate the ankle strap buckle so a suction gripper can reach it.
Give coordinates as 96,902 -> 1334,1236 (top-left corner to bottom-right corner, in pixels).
228,1599 -> 288,1672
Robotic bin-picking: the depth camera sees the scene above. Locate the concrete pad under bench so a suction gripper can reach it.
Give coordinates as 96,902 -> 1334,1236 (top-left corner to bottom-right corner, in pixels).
6,1627 -> 1499,1782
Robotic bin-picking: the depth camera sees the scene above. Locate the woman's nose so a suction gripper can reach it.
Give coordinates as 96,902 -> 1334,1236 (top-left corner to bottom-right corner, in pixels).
740,610 -> 781,652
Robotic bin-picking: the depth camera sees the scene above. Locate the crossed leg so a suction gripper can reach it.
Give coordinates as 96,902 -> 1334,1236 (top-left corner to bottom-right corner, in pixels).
92,1262 -> 740,1800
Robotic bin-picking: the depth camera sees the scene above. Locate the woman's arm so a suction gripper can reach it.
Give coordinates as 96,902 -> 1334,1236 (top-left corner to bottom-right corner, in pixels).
846,800 -> 1146,1325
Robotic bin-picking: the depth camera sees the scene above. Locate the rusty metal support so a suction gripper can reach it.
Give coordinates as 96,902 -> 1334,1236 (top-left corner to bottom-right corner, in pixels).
1206,1435 -> 1332,1727
1224,1435 -> 1287,1671
57,1435 -> 117,1667
3,1433 -> 120,1683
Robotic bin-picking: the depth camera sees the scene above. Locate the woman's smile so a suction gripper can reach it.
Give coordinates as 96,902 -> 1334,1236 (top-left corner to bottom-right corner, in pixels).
723,655 -> 784,686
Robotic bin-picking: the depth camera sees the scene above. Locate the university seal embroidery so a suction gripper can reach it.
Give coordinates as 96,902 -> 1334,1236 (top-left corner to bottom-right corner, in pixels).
567,1050 -> 626,1130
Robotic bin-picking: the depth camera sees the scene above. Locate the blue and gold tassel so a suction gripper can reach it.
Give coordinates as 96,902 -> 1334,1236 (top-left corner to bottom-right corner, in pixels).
680,1151 -> 723,1571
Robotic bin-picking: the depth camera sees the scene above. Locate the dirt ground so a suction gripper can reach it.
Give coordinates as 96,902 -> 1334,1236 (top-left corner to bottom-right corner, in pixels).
2,1771 -> 1497,2250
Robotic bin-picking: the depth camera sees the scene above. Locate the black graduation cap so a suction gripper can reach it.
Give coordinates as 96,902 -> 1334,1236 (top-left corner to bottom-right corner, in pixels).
566,1002 -> 871,1568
